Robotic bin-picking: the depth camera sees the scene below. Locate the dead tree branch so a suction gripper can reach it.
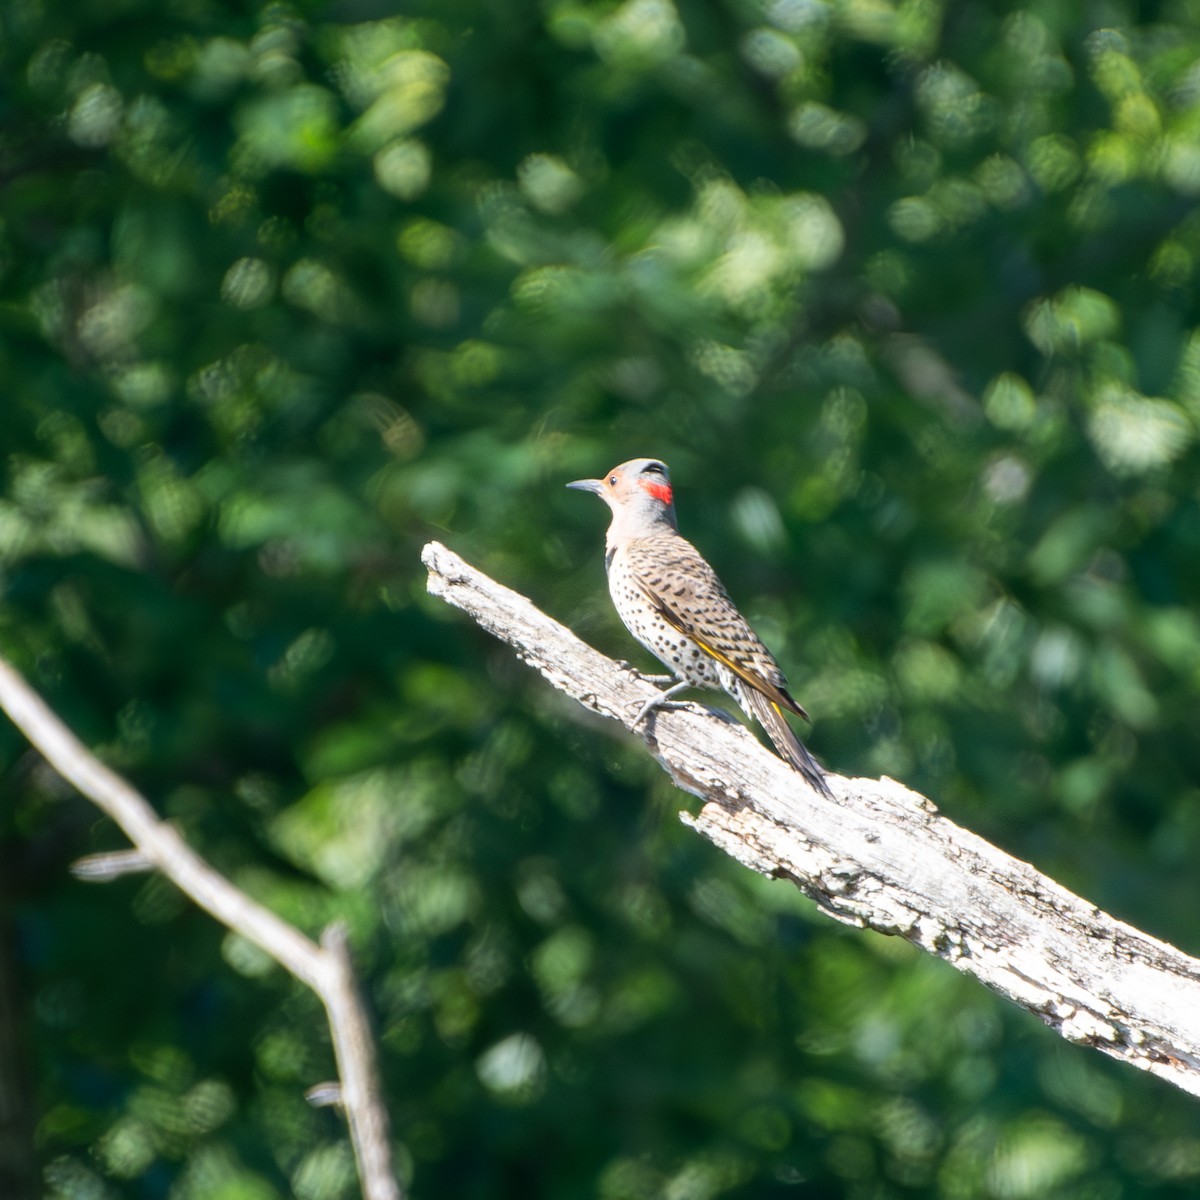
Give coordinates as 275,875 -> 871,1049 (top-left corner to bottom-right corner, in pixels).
0,658 -> 401,1200
423,540 -> 1200,1098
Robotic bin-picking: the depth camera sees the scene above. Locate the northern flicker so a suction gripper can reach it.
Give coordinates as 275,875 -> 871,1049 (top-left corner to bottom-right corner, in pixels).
568,457 -> 833,799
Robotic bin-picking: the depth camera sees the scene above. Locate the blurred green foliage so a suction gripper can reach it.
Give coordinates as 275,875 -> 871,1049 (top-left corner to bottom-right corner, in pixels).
3,0 -> 1200,1195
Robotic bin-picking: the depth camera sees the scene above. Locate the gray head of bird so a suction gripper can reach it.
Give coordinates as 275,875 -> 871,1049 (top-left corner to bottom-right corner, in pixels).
566,457 -> 679,536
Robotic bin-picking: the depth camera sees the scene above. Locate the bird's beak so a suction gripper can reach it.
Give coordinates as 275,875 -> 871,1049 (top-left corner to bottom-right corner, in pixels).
566,478 -> 603,495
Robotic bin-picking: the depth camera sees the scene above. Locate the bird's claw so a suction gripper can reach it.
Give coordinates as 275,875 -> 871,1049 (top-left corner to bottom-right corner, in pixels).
629,696 -> 691,729
628,679 -> 693,729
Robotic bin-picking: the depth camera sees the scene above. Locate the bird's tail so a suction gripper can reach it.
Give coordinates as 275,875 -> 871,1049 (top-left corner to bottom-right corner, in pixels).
740,688 -> 835,800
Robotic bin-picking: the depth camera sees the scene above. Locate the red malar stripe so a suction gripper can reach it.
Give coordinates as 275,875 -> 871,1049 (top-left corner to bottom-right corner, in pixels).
640,480 -> 673,504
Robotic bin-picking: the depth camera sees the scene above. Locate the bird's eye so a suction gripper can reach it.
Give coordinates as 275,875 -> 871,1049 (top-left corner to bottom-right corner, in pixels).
644,462 -> 665,476
608,475 -> 618,486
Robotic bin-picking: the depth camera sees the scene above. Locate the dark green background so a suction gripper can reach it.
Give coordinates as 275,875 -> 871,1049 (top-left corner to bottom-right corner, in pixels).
3,0 -> 1200,1195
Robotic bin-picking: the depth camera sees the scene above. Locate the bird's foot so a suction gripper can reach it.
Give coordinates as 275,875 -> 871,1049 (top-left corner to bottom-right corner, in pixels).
629,680 -> 692,729
630,697 -> 693,729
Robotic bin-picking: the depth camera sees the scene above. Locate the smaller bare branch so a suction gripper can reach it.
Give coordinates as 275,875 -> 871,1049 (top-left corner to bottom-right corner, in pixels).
320,923 -> 401,1200
0,658 -> 402,1200
70,848 -> 155,881
306,1082 -> 344,1109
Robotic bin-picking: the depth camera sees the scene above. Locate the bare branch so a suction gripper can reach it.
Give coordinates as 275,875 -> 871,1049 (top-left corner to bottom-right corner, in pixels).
0,658 -> 402,1200
306,1083 -> 345,1108
320,922 -> 400,1200
70,848 -> 155,881
423,540 -> 1200,1099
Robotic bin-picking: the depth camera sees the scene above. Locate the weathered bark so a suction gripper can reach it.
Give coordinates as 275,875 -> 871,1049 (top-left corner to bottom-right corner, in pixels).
423,540 -> 1200,1098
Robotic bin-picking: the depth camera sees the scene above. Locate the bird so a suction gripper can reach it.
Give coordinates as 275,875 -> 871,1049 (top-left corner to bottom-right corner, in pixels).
567,457 -> 833,799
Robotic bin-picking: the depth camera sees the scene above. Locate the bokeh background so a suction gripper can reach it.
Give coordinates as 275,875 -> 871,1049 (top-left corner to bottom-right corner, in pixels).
4,0 -> 1200,1195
